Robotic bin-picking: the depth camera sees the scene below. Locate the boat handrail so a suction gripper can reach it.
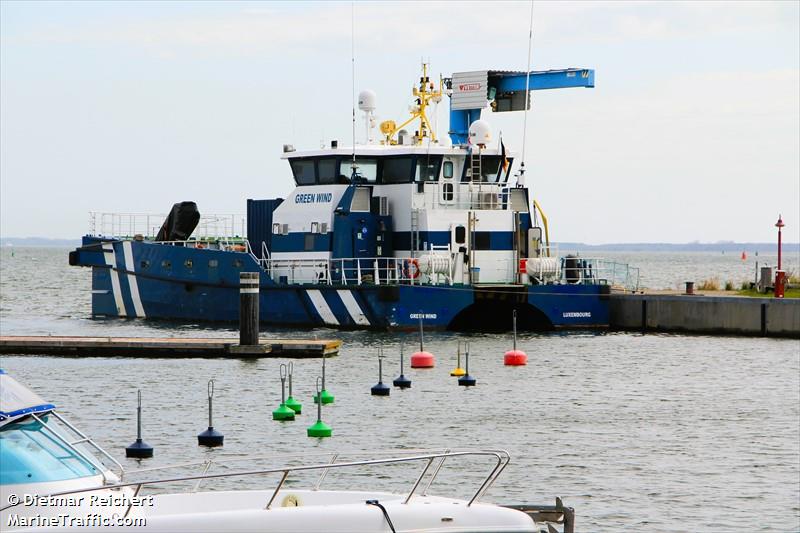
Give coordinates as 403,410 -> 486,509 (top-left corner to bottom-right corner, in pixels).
265,254 -> 454,286
89,211 -> 246,241
0,449 -> 511,514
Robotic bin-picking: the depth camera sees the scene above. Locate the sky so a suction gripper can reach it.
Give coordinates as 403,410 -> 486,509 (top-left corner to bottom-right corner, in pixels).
1,1 -> 798,243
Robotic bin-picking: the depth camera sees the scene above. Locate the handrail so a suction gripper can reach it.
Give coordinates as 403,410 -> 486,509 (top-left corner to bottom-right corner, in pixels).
50,411 -> 126,481
0,450 -> 509,514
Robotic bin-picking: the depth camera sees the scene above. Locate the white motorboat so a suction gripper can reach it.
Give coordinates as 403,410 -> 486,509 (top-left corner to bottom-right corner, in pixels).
0,371 -> 574,532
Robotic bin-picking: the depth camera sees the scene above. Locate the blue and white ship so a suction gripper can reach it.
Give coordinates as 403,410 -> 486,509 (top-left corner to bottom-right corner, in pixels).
70,65 -> 639,330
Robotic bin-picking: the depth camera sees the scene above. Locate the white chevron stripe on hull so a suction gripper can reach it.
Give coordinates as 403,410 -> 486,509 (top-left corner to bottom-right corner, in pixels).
307,289 -> 339,325
337,290 -> 371,326
122,241 -> 146,318
102,244 -> 127,317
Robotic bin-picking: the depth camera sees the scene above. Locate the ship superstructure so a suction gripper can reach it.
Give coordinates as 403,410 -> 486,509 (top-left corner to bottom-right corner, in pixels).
70,65 -> 639,330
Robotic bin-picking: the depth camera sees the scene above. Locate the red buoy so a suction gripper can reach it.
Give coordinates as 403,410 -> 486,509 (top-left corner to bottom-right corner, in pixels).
504,349 -> 527,366
504,310 -> 527,366
411,350 -> 435,368
410,313 -> 435,367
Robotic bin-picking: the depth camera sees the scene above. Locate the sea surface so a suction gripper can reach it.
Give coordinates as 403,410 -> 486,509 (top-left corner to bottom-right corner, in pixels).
1,247 -> 799,532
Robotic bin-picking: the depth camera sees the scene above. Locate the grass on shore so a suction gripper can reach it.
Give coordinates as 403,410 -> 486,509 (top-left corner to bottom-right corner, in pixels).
737,288 -> 800,298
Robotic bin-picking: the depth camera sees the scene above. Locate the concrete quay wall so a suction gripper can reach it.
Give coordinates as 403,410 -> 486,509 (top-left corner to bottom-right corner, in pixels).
609,294 -> 800,338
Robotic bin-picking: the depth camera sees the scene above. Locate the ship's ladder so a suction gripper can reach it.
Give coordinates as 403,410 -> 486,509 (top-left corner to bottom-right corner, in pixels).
410,208 -> 420,258
470,150 -> 482,183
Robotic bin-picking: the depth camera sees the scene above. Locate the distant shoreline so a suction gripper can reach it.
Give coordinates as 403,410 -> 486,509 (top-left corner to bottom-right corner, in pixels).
1,237 -> 798,253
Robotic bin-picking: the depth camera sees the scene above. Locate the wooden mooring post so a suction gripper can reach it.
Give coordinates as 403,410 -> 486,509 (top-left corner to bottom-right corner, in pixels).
239,272 -> 260,346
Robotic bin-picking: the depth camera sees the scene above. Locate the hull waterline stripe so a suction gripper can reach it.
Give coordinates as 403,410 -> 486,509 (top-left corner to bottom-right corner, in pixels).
122,241 -> 146,318
337,290 -> 371,326
307,290 -> 339,326
102,245 -> 127,317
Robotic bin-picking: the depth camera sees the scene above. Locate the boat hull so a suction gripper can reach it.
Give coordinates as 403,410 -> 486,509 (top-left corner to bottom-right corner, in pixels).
70,237 -> 609,330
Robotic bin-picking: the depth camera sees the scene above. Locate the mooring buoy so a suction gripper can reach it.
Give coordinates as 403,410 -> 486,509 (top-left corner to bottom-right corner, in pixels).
393,342 -> 411,389
458,342 -> 476,387
285,362 -> 302,414
126,389 -> 154,458
273,364 -> 296,421
307,377 -> 332,438
371,348 -> 390,396
197,379 -> 224,447
504,309 -> 528,366
410,313 -> 435,368
313,353 -> 334,404
450,340 -> 466,376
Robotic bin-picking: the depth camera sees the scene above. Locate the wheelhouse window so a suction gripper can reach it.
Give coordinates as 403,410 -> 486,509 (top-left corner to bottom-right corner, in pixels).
350,158 -> 377,183
415,155 -> 442,182
318,158 -> 337,184
290,159 -> 316,185
383,157 -> 414,184
462,156 -> 511,183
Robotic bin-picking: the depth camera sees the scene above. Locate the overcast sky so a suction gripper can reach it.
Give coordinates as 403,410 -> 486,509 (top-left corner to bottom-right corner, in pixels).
1,1 -> 798,243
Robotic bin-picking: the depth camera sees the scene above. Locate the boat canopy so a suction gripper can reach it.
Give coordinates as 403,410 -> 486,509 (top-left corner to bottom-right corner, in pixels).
0,370 -> 55,426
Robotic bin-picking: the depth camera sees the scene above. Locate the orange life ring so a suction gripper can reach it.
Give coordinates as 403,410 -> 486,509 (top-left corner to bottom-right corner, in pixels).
403,258 -> 420,279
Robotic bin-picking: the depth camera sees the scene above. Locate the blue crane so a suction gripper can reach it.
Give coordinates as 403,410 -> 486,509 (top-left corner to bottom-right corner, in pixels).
447,68 -> 595,145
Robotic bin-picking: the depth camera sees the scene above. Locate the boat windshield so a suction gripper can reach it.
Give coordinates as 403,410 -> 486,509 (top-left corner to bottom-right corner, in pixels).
0,416 -> 99,485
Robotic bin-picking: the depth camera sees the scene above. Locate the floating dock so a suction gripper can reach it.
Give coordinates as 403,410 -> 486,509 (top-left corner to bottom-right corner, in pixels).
0,336 -> 341,358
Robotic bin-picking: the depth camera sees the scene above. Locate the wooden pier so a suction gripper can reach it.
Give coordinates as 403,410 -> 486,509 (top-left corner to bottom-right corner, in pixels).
0,336 -> 341,358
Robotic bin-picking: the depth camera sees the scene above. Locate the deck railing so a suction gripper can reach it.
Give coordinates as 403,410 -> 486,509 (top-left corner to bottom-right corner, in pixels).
0,449 -> 511,515
89,212 -> 246,241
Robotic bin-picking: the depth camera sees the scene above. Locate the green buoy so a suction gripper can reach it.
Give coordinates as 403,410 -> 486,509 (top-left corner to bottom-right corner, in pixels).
272,364 -> 295,421
285,362 -> 302,414
307,377 -> 332,438
313,354 -> 334,404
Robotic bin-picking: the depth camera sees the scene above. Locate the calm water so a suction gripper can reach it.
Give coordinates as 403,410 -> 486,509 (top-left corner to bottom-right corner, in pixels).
1,247 -> 799,531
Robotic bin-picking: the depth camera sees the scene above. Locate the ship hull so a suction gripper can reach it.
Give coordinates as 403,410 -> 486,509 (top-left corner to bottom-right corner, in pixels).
71,237 -> 609,330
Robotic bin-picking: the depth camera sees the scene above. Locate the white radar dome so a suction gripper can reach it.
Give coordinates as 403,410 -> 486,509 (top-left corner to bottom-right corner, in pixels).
358,90 -> 377,112
468,120 -> 492,145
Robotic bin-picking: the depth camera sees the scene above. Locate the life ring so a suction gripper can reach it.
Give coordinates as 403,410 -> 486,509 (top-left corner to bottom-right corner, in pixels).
403,258 -> 420,279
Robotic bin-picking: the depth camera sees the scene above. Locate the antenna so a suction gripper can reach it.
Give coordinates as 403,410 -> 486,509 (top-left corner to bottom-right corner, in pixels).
519,0 -> 534,187
350,1 -> 357,181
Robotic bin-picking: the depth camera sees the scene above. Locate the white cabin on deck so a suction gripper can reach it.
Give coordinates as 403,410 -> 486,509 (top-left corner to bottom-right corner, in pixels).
268,140 -> 534,286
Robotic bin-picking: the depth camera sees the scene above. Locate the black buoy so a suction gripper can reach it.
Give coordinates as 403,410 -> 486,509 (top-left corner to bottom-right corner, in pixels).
392,342 -> 411,389
197,379 -> 224,447
126,390 -> 154,458
371,349 -> 390,396
458,342 -> 477,387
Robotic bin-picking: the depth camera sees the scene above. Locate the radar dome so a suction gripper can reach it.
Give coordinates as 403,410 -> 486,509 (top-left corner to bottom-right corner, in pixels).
468,120 -> 492,145
358,90 -> 377,112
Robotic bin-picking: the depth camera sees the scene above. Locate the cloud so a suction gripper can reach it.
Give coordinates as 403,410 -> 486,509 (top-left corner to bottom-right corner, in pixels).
3,1 -> 796,60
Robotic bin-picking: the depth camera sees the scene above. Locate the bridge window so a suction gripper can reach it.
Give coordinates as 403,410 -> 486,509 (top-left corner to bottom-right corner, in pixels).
290,159 -> 316,185
415,155 -> 442,182
318,158 -> 337,184
462,156 -> 511,183
383,157 -> 415,183
351,158 -> 377,183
